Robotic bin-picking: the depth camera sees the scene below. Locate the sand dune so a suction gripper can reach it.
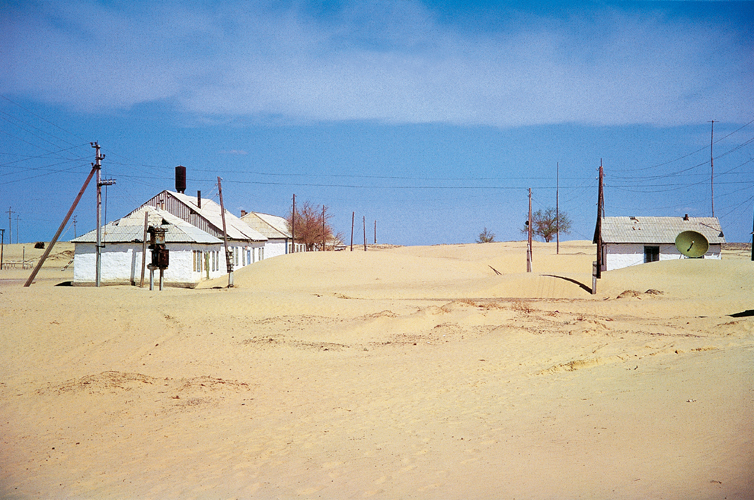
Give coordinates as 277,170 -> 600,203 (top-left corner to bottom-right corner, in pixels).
1,241 -> 752,499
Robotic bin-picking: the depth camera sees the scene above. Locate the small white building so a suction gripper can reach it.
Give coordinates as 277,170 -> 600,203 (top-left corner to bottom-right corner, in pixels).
240,211 -> 306,257
597,216 -> 725,271
72,206 -> 225,287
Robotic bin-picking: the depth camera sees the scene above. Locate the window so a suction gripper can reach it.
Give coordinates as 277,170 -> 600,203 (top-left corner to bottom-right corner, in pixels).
193,250 -> 202,272
644,246 -> 660,263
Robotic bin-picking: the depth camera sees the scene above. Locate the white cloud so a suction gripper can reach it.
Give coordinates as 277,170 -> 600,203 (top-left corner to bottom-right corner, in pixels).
1,1 -> 751,126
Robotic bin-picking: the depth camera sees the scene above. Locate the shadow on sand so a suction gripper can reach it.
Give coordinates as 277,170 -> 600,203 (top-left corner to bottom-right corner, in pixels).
730,310 -> 754,318
542,274 -> 593,294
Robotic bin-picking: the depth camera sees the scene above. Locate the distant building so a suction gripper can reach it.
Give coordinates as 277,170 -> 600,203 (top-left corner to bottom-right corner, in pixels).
596,216 -> 725,271
240,211 -> 305,257
72,206 -> 224,287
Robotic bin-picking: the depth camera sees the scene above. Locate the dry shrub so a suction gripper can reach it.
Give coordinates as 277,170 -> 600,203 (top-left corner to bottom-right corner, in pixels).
512,300 -> 533,314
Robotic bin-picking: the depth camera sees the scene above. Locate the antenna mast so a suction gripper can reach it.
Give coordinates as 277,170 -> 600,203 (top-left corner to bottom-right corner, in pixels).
710,120 -> 715,217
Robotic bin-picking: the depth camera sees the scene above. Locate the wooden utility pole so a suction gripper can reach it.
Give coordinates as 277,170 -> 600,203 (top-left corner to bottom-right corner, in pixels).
25,165 -> 97,287
217,177 -> 233,287
595,160 -> 604,279
710,120 -> 715,217
374,220 -> 377,245
291,194 -> 296,253
556,162 -> 560,255
6,207 -> 14,245
350,212 -> 354,251
527,188 -> 533,273
363,216 -> 367,251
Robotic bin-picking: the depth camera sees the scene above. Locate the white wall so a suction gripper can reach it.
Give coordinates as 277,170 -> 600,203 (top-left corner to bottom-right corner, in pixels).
605,243 -> 722,271
264,239 -> 288,259
74,242 -> 225,286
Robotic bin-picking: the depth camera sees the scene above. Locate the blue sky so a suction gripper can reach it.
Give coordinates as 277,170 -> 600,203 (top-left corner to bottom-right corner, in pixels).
1,0 -> 753,246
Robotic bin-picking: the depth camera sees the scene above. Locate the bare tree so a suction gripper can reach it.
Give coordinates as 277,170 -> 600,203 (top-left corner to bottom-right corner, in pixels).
287,201 -> 340,251
476,227 -> 495,243
522,208 -> 571,242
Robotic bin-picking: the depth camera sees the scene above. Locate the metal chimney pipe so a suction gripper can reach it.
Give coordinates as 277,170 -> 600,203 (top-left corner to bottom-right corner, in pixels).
197,190 -> 201,209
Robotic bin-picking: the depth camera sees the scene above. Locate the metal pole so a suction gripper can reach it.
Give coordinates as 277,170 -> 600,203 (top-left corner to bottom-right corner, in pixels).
0,229 -> 4,270
322,205 -> 326,251
374,220 -> 377,245
25,165 -> 97,287
710,120 -> 715,217
350,212 -> 354,251
363,216 -> 367,251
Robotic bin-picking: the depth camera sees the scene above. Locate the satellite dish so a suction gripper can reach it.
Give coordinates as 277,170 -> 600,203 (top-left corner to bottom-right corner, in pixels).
675,230 -> 709,258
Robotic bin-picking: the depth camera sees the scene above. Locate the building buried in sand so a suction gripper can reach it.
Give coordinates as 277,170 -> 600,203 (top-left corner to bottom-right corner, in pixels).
72,206 -> 228,287
71,167 -> 296,287
596,215 -> 725,271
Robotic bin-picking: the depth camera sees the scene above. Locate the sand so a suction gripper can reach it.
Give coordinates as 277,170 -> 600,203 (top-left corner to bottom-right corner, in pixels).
0,240 -> 752,499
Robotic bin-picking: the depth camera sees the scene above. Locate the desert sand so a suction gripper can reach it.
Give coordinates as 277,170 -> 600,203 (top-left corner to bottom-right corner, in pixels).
0,240 -> 752,499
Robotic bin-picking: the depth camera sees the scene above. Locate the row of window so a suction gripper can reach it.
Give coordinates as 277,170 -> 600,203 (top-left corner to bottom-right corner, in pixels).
192,247 -> 264,273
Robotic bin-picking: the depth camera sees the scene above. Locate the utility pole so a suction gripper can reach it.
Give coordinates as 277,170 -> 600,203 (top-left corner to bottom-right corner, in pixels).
0,228 -> 4,270
217,177 -> 233,287
595,160 -> 604,279
350,212 -> 354,251
527,188 -> 533,273
6,207 -> 14,245
322,205 -> 326,251
25,165 -> 97,287
556,162 -> 560,255
92,142 -> 114,287
363,215 -> 367,251
710,120 -> 715,217
374,220 -> 377,245
291,194 -> 296,253
73,215 -> 77,239
15,214 -> 20,244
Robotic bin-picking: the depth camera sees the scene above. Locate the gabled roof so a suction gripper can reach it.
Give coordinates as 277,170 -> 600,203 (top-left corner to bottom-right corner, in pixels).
241,212 -> 291,239
599,216 -> 725,245
72,206 -> 222,244
137,191 -> 267,242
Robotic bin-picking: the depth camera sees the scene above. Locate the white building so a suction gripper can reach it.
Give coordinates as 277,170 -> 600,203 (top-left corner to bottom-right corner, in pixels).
72,206 -> 225,287
240,211 -> 305,257
597,216 -> 725,271
139,190 -> 268,268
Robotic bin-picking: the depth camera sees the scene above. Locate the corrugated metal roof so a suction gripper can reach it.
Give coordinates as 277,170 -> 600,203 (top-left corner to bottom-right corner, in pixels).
241,212 -> 291,239
166,191 -> 267,242
72,206 -> 222,244
601,216 -> 725,244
